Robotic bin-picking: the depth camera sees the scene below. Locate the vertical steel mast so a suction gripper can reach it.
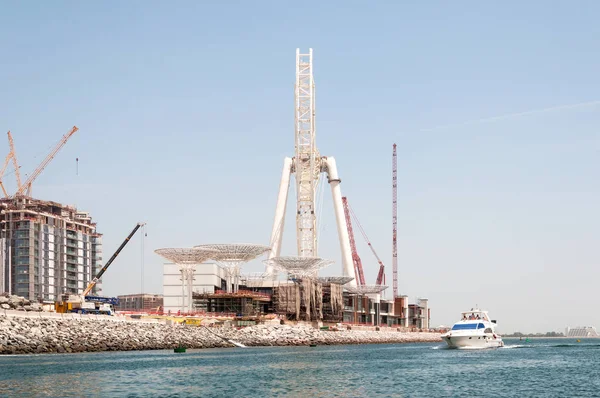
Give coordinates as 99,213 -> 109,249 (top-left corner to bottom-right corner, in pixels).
392,144 -> 398,297
294,48 -> 320,257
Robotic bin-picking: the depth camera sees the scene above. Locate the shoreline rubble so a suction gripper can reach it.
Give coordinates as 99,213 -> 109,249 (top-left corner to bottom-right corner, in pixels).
0,311 -> 441,355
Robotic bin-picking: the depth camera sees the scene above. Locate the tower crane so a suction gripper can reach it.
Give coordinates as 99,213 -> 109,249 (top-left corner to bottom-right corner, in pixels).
342,196 -> 366,285
13,125 -> 79,198
7,131 -> 22,192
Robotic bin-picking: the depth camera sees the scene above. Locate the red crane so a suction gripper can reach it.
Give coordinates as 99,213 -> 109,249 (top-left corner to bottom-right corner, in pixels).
392,143 -> 398,297
346,200 -> 386,285
13,126 -> 78,198
342,196 -> 366,285
343,196 -> 387,287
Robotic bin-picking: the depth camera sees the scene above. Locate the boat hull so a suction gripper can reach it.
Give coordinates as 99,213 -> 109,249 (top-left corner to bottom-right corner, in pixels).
442,334 -> 504,349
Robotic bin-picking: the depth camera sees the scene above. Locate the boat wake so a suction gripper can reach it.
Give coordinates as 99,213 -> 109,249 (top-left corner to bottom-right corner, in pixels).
501,344 -> 529,349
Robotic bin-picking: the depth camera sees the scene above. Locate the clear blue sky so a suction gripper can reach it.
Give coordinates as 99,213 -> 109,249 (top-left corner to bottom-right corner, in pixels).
1,1 -> 598,333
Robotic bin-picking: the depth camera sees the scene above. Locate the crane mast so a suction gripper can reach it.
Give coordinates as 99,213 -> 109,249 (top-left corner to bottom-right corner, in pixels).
342,197 -> 366,285
392,143 -> 398,297
294,48 -> 321,257
7,131 -> 22,192
14,125 -> 79,197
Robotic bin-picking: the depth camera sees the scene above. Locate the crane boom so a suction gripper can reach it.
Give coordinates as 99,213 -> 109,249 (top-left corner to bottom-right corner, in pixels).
14,125 -> 79,197
0,151 -> 13,197
82,222 -> 145,296
342,196 -> 366,285
7,131 -> 22,191
346,200 -> 387,285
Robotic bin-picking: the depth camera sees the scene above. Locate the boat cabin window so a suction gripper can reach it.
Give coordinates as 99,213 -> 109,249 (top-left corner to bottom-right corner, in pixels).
452,323 -> 486,330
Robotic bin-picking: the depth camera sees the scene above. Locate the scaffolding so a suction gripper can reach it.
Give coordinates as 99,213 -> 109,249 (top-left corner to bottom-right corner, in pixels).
192,290 -> 271,317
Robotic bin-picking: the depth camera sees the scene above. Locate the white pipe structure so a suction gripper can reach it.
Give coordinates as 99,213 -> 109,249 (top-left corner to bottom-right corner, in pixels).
179,267 -> 185,313
267,157 -> 293,275
323,156 -> 356,287
178,264 -> 195,313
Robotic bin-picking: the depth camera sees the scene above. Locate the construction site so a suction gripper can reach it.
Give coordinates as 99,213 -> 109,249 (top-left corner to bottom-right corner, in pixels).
0,49 -> 431,329
0,127 -> 107,302
153,49 -> 432,330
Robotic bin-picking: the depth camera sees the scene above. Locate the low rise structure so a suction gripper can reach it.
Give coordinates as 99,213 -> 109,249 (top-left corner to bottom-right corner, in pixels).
160,260 -> 431,327
115,293 -> 163,312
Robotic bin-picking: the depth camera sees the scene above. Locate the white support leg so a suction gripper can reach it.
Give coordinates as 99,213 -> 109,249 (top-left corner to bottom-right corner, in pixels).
323,156 -> 357,286
187,275 -> 192,313
179,267 -> 185,313
266,157 -> 293,274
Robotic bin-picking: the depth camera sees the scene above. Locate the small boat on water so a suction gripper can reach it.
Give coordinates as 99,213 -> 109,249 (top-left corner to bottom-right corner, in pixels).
441,308 -> 504,349
174,345 -> 187,353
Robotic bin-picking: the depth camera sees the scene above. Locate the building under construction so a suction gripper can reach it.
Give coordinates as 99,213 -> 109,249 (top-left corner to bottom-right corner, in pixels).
155,51 -> 433,329
0,126 -> 103,301
159,262 -> 431,328
0,196 -> 102,301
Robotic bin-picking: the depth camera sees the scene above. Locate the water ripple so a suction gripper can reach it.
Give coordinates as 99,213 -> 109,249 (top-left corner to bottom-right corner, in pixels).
0,338 -> 598,397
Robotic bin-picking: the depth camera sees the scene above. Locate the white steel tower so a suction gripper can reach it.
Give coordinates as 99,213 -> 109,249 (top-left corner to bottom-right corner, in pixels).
267,49 -> 355,286
295,49 -> 319,258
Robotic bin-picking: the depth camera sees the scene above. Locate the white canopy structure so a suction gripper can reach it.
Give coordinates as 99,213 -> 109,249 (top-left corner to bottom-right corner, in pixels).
263,256 -> 334,279
344,285 -> 388,295
194,244 -> 271,293
154,248 -> 217,312
316,276 -> 354,285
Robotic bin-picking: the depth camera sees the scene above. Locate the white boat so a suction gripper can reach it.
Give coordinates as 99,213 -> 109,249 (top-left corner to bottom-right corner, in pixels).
441,308 -> 504,349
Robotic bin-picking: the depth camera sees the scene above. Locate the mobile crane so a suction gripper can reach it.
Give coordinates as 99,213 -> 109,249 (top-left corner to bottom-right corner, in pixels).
55,222 -> 145,314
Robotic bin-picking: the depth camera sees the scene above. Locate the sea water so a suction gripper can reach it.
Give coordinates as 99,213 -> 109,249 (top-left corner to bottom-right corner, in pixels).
0,338 -> 598,397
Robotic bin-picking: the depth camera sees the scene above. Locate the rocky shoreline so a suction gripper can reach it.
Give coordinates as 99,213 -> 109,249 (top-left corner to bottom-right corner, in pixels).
0,314 -> 442,355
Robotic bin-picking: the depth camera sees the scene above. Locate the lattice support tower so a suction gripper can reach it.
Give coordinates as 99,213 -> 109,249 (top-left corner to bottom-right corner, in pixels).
267,49 -> 356,286
295,48 -> 320,258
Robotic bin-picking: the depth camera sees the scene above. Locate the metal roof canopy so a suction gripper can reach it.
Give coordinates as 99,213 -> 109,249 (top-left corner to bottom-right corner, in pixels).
344,285 -> 388,295
263,256 -> 334,279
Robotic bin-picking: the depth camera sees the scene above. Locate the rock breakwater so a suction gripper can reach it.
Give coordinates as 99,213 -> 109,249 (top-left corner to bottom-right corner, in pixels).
0,295 -> 43,312
0,314 -> 441,355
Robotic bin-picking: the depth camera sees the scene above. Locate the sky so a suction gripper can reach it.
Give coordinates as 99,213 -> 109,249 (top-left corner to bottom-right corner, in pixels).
0,1 -> 598,333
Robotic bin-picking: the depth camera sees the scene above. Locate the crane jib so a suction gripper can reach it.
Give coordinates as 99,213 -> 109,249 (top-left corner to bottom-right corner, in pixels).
82,223 -> 143,296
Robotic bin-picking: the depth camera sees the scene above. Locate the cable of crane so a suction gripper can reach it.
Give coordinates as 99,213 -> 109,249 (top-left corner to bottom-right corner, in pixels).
347,201 -> 386,267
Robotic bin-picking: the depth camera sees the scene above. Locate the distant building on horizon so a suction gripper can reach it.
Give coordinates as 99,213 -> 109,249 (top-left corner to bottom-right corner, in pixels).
565,326 -> 598,338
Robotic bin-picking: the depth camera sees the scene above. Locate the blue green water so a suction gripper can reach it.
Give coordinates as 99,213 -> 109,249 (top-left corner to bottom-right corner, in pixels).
1,338 -> 598,397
